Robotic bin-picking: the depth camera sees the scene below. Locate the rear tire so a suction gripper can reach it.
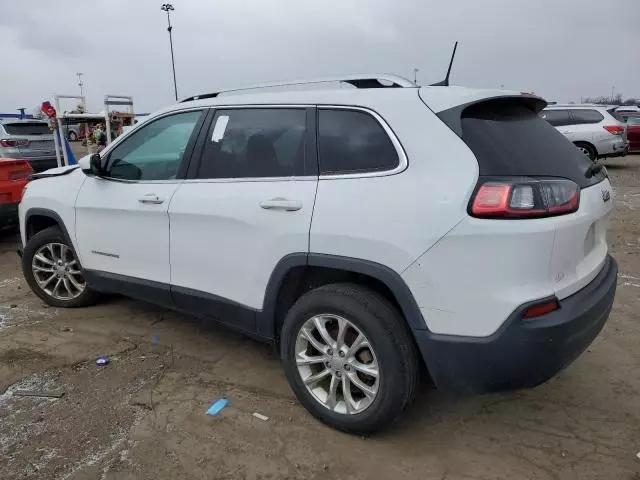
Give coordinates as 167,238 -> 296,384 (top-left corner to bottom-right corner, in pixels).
574,142 -> 597,162
281,283 -> 419,434
22,226 -> 101,308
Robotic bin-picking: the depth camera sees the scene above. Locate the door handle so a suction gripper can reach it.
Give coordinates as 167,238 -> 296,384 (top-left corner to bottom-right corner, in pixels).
138,193 -> 165,205
259,198 -> 302,211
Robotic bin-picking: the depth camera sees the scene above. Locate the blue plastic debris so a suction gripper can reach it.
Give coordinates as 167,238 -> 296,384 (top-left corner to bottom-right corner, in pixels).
96,356 -> 109,366
151,335 -> 159,344
206,398 -> 228,416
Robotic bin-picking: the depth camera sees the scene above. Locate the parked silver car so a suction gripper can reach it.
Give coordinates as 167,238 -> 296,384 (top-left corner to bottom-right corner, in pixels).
540,105 -> 629,161
0,119 -> 59,172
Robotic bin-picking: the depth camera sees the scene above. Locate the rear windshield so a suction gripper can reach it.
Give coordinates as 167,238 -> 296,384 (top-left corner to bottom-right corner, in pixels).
459,100 -> 606,188
2,122 -> 50,135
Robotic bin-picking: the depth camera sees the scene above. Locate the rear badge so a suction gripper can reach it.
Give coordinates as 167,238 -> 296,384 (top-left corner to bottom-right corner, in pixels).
602,190 -> 611,202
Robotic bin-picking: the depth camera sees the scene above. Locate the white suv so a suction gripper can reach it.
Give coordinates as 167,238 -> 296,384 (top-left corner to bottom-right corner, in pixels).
540,104 -> 629,161
18,75 -> 618,434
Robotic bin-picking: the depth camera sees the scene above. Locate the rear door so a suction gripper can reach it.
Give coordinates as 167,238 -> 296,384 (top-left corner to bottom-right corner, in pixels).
168,107 -> 317,331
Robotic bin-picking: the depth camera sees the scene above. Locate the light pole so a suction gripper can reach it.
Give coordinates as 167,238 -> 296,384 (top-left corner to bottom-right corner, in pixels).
77,72 -> 84,98
161,3 -> 178,101
413,68 -> 419,84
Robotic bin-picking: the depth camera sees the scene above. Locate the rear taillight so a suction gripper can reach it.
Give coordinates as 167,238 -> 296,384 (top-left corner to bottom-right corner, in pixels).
603,125 -> 624,135
470,178 -> 580,219
0,138 -> 30,147
8,169 -> 32,180
522,298 -> 559,319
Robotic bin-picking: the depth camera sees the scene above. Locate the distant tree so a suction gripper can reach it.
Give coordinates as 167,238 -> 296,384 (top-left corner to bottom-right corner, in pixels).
583,93 -> 638,106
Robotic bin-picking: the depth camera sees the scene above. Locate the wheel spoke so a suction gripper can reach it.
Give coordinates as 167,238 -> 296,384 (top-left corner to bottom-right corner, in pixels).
67,274 -> 84,292
342,375 -> 355,414
313,316 -> 335,348
335,316 -> 348,350
347,372 -> 376,398
52,278 -> 63,296
33,265 -> 55,273
34,254 -> 54,266
300,326 -> 328,354
327,374 -> 339,409
349,359 -> 378,379
39,273 -> 57,287
62,278 -> 73,297
61,244 -> 70,262
303,368 -> 331,387
346,333 -> 369,358
296,353 -> 325,366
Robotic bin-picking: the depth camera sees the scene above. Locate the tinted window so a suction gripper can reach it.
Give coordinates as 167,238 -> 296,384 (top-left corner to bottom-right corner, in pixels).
461,100 -> 605,188
569,109 -> 604,124
539,109 -> 571,127
628,116 -> 640,125
3,122 -> 50,135
106,110 -> 202,181
607,108 -> 625,122
197,109 -> 306,179
318,109 -> 399,174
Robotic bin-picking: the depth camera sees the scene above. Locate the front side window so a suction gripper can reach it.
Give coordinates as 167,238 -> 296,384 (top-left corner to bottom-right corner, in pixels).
105,110 -> 202,181
539,109 -> 571,127
197,108 -> 307,179
569,109 -> 604,125
318,109 -> 399,175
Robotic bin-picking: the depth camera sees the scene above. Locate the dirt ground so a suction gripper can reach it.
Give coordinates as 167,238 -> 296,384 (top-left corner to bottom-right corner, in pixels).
1,157 -> 639,480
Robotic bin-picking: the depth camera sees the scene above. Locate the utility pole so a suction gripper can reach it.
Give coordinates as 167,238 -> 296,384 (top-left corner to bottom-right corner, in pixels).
161,3 -> 178,101
76,72 -> 85,110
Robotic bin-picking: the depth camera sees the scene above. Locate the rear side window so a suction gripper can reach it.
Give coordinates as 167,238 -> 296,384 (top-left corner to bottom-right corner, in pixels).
539,109 -> 571,126
197,108 -> 307,179
607,108 -> 625,122
318,109 -> 399,175
460,100 -> 606,188
2,122 -> 50,135
569,109 -> 604,124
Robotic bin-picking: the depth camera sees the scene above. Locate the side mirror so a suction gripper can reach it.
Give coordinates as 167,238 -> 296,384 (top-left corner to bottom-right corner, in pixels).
81,153 -> 105,176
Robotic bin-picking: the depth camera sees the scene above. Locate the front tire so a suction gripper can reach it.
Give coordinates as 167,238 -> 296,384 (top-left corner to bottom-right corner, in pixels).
22,226 -> 100,308
281,283 -> 419,434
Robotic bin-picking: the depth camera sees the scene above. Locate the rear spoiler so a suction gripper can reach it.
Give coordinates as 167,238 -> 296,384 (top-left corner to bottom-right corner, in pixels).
434,95 -> 547,138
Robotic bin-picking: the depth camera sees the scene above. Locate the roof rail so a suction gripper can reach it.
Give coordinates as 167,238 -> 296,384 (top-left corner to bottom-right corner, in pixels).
180,74 -> 416,103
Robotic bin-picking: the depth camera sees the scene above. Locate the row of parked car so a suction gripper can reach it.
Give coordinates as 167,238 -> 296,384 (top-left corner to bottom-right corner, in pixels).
540,104 -> 638,160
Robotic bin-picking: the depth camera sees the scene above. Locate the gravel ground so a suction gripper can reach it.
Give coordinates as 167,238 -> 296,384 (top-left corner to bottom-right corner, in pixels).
0,156 -> 639,480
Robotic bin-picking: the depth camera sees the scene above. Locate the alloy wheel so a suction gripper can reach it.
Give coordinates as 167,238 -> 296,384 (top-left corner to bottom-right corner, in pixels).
295,314 -> 379,415
31,242 -> 86,300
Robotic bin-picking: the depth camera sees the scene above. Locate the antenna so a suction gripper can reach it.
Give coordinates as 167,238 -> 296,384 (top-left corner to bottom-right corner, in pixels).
430,41 -> 459,87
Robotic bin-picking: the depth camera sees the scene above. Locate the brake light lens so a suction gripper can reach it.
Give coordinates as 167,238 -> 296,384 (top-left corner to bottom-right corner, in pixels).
471,179 -> 580,218
522,298 -> 559,319
603,125 -> 624,135
0,138 -> 30,147
8,169 -> 32,181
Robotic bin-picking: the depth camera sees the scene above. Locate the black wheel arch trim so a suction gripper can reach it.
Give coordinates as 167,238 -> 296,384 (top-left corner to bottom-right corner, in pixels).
23,208 -> 74,247
259,252 -> 427,339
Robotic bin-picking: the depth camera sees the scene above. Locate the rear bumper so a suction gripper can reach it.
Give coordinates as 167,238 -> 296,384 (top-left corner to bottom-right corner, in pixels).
600,141 -> 629,158
414,255 -> 617,393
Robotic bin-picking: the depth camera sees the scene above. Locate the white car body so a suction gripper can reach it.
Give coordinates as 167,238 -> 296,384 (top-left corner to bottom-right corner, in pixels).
19,75 -> 618,422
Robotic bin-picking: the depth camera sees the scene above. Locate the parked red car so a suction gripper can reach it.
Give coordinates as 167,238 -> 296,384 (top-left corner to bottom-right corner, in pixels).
0,158 -> 33,227
627,116 -> 640,153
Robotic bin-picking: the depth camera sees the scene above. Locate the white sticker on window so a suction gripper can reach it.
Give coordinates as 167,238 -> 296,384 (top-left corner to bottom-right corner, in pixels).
211,115 -> 229,142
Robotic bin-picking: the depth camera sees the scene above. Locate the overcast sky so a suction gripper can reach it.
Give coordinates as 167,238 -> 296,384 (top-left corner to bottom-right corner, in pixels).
1,0 -> 638,114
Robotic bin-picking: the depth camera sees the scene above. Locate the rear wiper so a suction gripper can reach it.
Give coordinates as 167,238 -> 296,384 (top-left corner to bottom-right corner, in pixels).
585,161 -> 605,178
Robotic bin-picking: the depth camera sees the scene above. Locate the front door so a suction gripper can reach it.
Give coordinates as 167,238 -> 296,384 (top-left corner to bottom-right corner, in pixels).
74,109 -> 205,303
169,107 -> 318,332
